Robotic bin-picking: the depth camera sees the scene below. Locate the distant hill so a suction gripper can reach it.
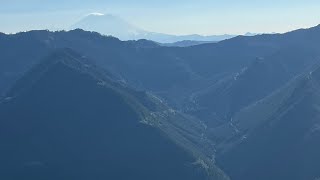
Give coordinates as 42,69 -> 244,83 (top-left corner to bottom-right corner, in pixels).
0,49 -> 228,180
160,40 -> 217,47
70,13 -> 238,43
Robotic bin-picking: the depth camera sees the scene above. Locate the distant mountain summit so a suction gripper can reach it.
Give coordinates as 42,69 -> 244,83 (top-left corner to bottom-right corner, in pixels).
70,13 -> 147,41
70,13 -> 238,43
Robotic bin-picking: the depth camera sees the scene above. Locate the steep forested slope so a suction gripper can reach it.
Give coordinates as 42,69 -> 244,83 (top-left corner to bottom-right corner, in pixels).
217,66 -> 320,180
0,49 -> 228,180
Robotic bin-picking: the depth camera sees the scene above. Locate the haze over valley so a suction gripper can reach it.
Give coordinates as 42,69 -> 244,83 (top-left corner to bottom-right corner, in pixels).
1,1 -> 320,180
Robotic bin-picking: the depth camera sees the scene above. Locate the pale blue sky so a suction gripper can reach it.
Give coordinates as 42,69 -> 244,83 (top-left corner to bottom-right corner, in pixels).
1,0 -> 320,35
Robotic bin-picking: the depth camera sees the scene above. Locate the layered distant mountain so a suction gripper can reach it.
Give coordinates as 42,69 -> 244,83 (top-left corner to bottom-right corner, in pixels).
70,13 -> 240,43
1,24 -> 320,180
2,26 -> 320,122
160,40 -> 217,47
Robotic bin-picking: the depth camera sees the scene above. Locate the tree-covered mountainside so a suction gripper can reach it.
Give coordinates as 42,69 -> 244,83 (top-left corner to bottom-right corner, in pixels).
217,66 -> 320,180
1,25 -> 320,125
2,24 -> 320,180
0,49 -> 228,180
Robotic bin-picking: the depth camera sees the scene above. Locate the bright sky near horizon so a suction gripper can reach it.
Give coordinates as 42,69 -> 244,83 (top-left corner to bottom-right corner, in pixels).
1,0 -> 320,35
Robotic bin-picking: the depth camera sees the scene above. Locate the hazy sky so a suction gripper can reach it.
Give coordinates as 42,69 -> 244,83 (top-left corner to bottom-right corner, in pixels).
1,0 -> 320,35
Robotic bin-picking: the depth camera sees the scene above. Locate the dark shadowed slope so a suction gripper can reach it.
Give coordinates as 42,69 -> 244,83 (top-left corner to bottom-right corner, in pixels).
217,65 -> 320,180
185,25 -> 320,128
194,46 -> 320,125
0,49 -> 228,180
